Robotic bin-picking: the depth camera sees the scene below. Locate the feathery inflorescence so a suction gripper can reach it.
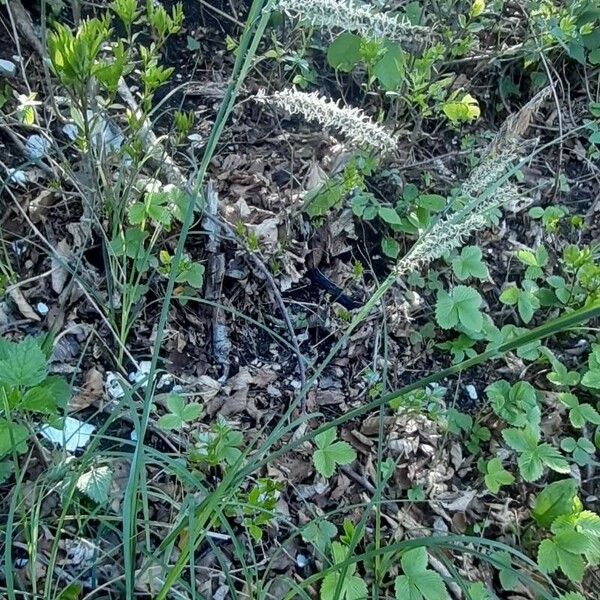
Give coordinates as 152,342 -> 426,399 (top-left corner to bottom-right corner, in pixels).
270,0 -> 428,42
255,88 -> 397,154
391,89 -> 549,279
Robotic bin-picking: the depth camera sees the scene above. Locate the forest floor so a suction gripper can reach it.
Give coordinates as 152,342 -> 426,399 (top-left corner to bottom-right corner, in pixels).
0,0 -> 599,599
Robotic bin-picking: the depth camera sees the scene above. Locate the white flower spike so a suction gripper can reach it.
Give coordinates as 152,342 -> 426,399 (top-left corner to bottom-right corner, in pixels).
271,0 -> 427,42
256,88 -> 397,154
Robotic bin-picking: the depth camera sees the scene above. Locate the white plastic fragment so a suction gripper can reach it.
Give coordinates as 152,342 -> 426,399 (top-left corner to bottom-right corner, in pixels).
0,59 -> 16,77
106,372 -> 125,399
40,416 -> 95,452
295,553 -> 308,568
62,123 -> 79,141
36,302 -> 49,316
465,384 -> 478,400
24,134 -> 51,161
7,168 -> 28,186
128,360 -> 152,386
157,372 -> 173,389
87,110 -> 123,153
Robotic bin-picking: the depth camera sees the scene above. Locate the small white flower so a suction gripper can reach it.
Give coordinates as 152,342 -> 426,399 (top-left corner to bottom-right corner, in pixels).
256,88 -> 397,154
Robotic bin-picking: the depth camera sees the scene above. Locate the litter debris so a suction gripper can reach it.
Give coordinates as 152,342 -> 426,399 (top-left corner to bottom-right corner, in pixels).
128,361 -> 152,386
6,168 -> 28,186
105,372 -> 125,400
40,417 -> 95,452
465,384 -> 478,400
0,59 -> 16,77
36,302 -> 49,316
24,134 -> 51,161
62,123 -> 79,141
295,553 -> 309,568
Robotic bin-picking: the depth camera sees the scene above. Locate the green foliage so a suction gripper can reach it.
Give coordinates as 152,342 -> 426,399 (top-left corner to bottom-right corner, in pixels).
302,518 -> 338,555
560,436 -> 595,466
313,428 -> 356,478
76,465 -> 113,505
490,551 -> 518,591
441,92 -> 480,124
537,529 -> 588,582
157,394 -> 202,430
581,344 -> 600,389
326,32 -> 362,72
0,337 -> 69,462
479,458 -> 514,493
435,285 -> 484,332
190,415 -> 243,468
502,426 -> 570,482
227,478 -> 283,541
499,281 -> 540,323
532,479 -> 579,528
437,334 -> 477,363
528,205 -> 568,232
558,392 -> 600,428
515,245 -> 548,280
320,541 -> 367,600
394,547 -> 450,600
48,17 -> 113,92
546,357 -> 580,387
485,380 -> 539,427
451,246 -> 489,281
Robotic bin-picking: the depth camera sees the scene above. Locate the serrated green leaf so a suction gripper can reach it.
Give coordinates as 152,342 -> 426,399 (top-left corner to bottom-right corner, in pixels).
315,428 -> 336,449
517,451 -> 545,482
538,539 -> 558,573
452,246 -> 488,281
537,443 -> 570,474
435,286 -> 483,331
582,370 -> 600,389
401,547 -> 428,576
0,338 -> 47,388
76,465 -> 112,504
532,479 -> 578,528
313,428 -> 356,478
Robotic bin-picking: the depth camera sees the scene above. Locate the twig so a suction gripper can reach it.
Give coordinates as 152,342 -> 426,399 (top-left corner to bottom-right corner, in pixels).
203,181 -> 231,382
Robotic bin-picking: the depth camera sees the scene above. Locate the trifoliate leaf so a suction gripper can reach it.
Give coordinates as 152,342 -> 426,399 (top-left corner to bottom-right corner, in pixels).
484,458 -> 514,493
313,428 -> 356,478
435,286 -> 483,332
451,246 -> 489,281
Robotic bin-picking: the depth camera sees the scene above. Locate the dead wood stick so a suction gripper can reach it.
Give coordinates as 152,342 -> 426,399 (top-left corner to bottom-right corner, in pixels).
203,180 -> 231,382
